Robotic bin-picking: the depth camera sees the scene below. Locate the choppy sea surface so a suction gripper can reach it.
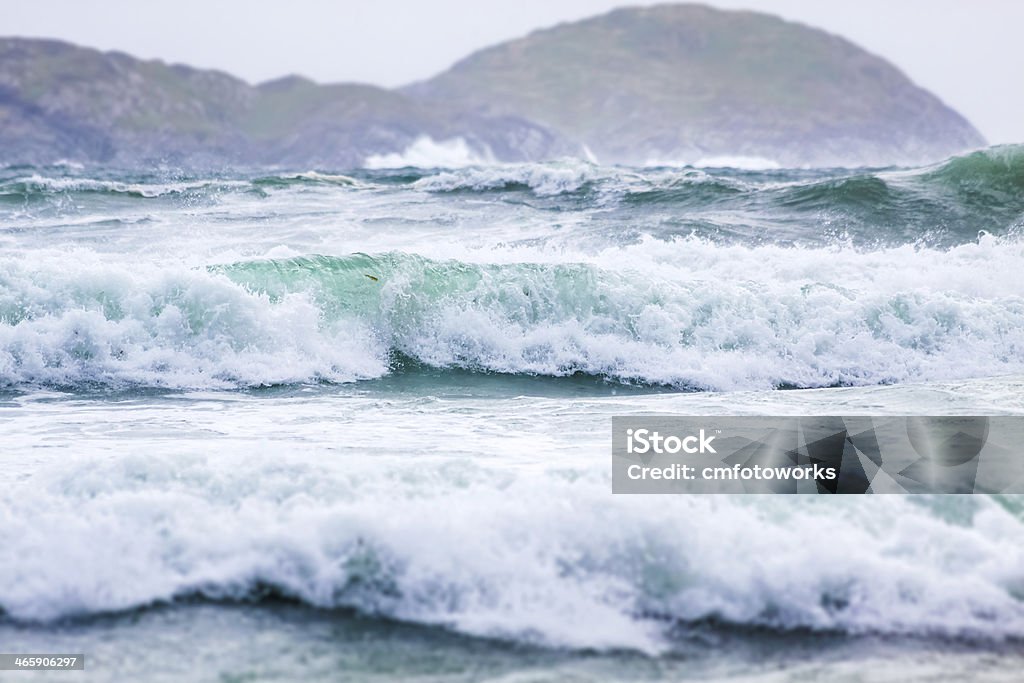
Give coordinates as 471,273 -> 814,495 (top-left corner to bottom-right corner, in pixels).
1,147 -> 1023,681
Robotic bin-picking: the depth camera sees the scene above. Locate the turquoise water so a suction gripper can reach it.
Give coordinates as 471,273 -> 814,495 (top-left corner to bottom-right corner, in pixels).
1,149 -> 1023,681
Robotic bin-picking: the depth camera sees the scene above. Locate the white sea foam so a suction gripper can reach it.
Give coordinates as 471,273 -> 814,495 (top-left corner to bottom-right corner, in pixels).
286,171 -> 359,185
409,159 -> 754,198
1,235 -> 1023,390
363,136 -> 492,169
413,160 -> 602,196
0,253 -> 387,389
0,447 -> 1021,651
0,174 -> 248,198
50,159 -> 86,171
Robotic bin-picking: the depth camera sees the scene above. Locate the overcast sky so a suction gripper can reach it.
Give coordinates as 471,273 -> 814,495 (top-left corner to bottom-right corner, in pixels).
6,1 -> 1022,144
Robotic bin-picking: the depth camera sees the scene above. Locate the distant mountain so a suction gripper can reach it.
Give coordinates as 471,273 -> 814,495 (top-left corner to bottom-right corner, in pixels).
406,4 -> 985,167
0,38 -> 570,167
0,5 -> 986,169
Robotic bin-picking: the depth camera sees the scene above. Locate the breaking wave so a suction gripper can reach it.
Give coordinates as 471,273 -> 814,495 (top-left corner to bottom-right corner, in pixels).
1,236 -> 1022,391
363,136 -> 493,169
0,452 -> 1022,651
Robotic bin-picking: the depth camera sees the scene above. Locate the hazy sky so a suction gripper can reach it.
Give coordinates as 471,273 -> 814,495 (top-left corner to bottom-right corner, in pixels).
6,1 -> 1022,144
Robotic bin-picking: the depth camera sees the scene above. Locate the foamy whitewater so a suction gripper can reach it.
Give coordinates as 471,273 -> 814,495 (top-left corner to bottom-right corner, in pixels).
1,147 -> 1023,681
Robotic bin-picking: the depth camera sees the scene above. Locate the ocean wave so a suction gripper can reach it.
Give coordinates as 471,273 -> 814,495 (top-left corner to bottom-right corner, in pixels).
0,174 -> 253,199
624,146 -> 1024,242
766,146 -> 1024,221
917,144 -> 1024,193
1,237 -> 1022,391
2,147 -> 1021,249
0,254 -> 387,389
617,169 -> 749,207
412,160 -> 604,196
0,173 -> 364,202
250,171 -> 361,189
399,146 -> 1024,245
0,452 -> 1022,651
